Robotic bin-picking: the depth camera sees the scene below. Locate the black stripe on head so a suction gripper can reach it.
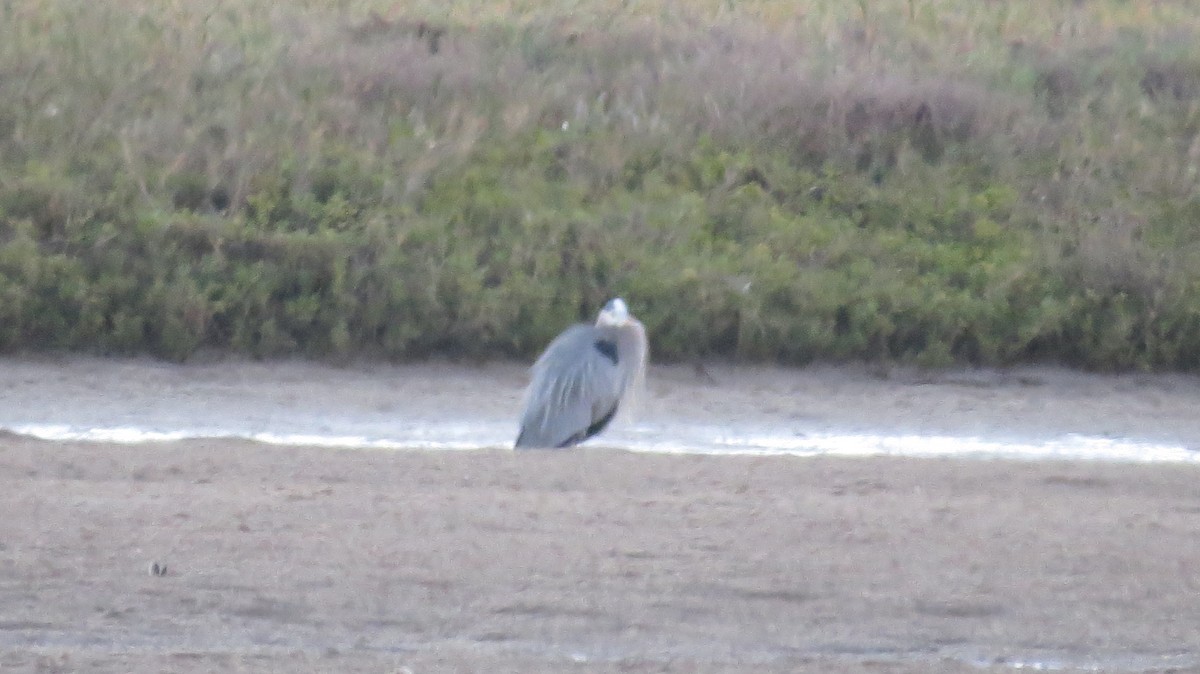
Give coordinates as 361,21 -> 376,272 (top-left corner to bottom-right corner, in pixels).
594,339 -> 618,365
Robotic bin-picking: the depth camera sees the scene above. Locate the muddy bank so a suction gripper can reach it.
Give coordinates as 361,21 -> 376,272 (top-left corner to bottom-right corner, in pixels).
1,437 -> 1198,672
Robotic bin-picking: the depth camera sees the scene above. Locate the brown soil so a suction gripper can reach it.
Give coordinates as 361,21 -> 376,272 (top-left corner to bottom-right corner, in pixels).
2,435 -> 1198,673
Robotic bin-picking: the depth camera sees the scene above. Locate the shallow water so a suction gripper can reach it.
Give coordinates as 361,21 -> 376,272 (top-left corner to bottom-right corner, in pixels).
1,356 -> 1197,463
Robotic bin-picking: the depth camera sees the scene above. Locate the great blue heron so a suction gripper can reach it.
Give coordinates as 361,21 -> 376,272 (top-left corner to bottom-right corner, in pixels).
515,298 -> 647,449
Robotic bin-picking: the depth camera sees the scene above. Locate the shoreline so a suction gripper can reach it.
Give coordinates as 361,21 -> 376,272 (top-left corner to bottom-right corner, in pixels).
0,356 -> 1198,460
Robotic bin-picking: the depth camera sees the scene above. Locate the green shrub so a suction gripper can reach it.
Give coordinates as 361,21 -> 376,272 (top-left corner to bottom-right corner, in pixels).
1,0 -> 1199,369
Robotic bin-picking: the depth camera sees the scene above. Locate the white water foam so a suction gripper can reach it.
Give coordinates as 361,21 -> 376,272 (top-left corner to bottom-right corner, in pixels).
6,423 -> 499,451
6,421 -> 1196,464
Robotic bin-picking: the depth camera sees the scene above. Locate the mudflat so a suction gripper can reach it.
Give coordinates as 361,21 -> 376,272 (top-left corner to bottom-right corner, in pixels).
2,436 -> 1198,673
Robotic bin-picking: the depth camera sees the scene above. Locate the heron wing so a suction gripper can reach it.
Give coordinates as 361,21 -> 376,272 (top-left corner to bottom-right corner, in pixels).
515,324 -> 623,449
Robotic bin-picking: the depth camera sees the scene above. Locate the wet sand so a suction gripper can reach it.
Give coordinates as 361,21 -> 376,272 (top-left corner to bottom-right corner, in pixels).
3,437 -> 1200,672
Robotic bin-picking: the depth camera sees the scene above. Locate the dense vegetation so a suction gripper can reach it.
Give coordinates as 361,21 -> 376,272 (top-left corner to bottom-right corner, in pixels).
2,0 -> 1200,368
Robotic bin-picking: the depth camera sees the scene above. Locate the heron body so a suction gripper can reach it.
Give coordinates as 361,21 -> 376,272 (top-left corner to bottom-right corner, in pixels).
515,299 -> 647,449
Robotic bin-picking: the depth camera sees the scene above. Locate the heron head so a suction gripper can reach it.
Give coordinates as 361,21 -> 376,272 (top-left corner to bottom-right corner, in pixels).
595,297 -> 630,327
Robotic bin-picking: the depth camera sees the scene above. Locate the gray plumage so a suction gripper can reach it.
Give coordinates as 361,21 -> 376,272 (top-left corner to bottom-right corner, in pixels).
515,298 -> 647,449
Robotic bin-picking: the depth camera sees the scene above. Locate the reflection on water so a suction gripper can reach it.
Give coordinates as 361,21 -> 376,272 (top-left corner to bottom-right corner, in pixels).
6,420 -> 1197,464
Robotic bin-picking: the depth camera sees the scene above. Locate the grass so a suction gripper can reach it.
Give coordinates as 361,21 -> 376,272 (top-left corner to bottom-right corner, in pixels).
1,0 -> 1199,368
